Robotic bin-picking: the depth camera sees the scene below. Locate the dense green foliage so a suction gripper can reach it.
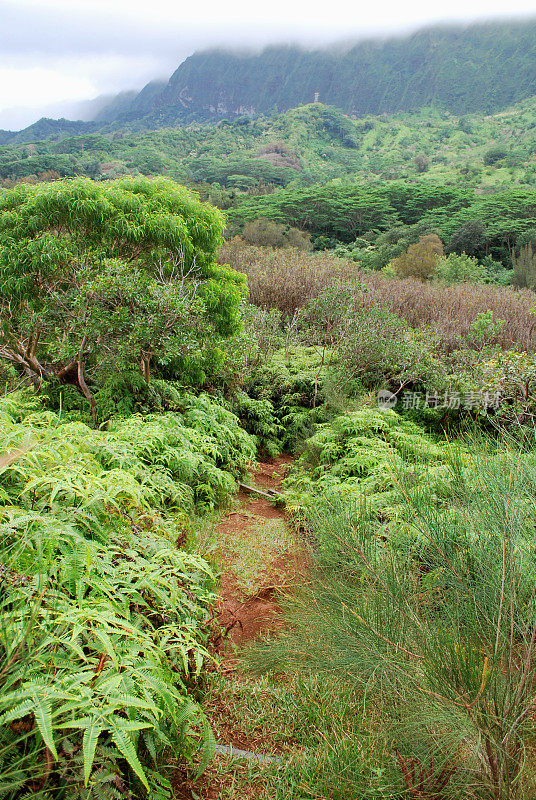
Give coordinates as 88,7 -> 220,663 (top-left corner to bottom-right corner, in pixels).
6,96 -> 536,202
4,96 -> 536,288
0,178 -> 245,417
4,83 -> 536,797
283,407 -> 445,515
230,181 -> 536,272
249,424 -> 536,798
0,391 -> 254,797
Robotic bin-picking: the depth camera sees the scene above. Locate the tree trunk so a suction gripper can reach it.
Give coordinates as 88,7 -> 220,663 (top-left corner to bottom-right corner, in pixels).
141,356 -> 151,384
77,357 -> 97,423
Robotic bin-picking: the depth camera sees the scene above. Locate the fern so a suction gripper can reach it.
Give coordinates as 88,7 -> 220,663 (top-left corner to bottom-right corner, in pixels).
285,406 -> 459,537
0,390 -> 252,797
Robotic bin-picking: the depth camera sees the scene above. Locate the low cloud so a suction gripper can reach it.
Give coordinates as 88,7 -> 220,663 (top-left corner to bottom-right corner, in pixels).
2,0 -> 536,129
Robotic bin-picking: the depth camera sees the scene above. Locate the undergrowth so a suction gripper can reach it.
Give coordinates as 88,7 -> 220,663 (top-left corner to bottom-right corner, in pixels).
247,423 -> 536,799
283,406 -> 453,529
248,346 -> 331,451
0,390 -> 255,798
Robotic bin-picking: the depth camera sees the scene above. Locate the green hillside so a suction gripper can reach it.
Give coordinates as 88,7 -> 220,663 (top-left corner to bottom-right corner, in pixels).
2,100 -> 536,192
151,21 -> 536,121
3,17 -> 536,146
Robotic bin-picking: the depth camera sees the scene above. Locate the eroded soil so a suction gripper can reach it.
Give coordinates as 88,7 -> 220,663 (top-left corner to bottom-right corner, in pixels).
214,455 -> 306,653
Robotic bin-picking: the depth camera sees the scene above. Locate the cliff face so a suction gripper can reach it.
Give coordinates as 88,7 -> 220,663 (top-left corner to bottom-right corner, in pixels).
5,18 -> 536,143
140,21 -> 536,122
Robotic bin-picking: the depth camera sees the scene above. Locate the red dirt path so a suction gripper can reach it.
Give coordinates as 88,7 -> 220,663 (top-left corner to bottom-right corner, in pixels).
174,457 -> 306,799
214,455 -> 307,655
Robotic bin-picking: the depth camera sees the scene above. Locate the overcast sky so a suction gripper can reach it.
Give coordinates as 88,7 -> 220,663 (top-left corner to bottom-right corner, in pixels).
2,0 -> 536,130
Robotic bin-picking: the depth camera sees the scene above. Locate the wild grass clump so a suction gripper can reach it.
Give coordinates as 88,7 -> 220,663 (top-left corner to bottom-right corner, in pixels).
0,391 -> 255,798
200,672 -> 401,799
248,429 -> 536,799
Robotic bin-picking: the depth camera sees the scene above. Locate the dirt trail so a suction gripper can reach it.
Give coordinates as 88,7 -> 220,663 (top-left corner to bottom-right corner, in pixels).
175,457 -> 306,799
214,455 -> 306,656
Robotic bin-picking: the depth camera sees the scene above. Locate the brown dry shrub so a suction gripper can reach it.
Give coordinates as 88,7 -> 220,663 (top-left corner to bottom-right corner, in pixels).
219,239 -> 357,315
219,239 -> 536,352
359,272 -> 536,351
241,220 -> 312,251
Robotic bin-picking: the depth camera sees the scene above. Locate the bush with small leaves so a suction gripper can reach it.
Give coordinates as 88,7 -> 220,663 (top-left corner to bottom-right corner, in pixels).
434,252 -> 486,284
391,234 -> 444,280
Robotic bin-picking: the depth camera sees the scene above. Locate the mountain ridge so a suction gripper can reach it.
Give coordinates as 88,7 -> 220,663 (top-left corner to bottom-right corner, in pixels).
4,18 -> 536,144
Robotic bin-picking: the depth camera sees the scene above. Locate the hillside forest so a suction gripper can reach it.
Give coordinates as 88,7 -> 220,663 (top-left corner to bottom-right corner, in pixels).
4,25 -> 536,800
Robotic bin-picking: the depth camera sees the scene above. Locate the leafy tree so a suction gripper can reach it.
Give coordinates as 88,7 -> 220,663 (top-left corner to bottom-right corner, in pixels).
391,234 -> 444,280
231,185 -> 400,242
0,177 -> 246,418
447,220 -> 487,256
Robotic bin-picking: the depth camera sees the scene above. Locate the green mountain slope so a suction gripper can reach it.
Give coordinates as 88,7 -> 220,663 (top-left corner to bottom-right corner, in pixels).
2,100 -> 536,192
3,16 -> 536,146
153,22 -> 536,121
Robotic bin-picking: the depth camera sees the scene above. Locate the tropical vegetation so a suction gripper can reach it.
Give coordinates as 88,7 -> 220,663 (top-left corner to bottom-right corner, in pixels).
4,41 -> 536,794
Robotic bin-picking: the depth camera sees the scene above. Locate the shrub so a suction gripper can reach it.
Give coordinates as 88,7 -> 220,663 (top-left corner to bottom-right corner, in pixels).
242,218 -> 312,250
353,271 -> 536,352
331,309 -> 442,396
474,349 -> 536,425
465,310 -> 506,350
0,391 -> 255,796
230,390 -> 283,457
414,153 -> 429,173
218,239 -> 358,316
250,346 -> 331,450
434,252 -> 486,284
283,407 -> 447,517
391,234 -> 444,280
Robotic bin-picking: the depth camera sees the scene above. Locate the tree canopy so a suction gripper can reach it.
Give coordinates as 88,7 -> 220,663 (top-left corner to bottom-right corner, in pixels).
0,177 -> 246,417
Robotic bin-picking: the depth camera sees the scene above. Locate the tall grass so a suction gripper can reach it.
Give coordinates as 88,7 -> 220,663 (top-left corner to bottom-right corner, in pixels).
248,434 -> 536,799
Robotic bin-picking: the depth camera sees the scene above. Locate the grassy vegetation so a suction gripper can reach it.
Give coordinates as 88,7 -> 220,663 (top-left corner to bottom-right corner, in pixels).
197,672 -> 392,799
245,433 -> 536,799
